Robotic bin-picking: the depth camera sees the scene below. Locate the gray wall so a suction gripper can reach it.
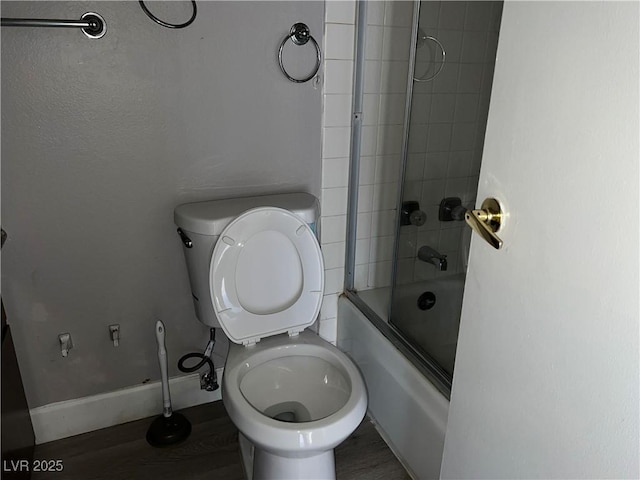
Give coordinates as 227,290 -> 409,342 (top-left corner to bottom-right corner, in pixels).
1,1 -> 324,407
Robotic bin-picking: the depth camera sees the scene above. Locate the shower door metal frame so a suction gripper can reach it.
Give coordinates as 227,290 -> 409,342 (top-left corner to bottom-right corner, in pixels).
344,0 -> 451,398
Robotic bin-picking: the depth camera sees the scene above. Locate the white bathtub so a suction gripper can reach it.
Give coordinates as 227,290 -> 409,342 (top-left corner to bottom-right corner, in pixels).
390,274 -> 465,376
337,296 -> 449,480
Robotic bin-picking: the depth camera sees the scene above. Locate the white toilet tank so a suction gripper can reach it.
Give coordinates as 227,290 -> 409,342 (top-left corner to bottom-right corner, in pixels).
174,193 -> 319,328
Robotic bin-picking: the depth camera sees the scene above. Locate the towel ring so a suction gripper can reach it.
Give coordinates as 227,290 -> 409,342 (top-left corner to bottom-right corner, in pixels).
278,23 -> 322,84
413,34 -> 446,83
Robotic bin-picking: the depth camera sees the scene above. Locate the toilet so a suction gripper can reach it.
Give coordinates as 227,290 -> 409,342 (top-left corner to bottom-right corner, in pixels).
174,193 -> 367,480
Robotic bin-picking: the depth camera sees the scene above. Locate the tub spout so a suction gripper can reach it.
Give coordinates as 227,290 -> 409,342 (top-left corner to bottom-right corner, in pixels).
418,246 -> 448,271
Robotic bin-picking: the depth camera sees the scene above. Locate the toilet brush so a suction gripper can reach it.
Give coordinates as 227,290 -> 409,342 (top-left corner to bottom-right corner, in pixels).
146,320 -> 192,447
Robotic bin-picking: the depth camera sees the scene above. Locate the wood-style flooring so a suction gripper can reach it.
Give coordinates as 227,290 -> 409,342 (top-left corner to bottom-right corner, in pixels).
32,402 -> 410,480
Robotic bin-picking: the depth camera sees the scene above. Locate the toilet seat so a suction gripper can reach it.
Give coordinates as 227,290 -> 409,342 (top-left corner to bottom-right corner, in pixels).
210,207 -> 324,345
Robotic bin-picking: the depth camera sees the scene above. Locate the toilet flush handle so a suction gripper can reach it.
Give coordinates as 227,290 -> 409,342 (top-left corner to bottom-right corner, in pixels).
177,228 -> 193,248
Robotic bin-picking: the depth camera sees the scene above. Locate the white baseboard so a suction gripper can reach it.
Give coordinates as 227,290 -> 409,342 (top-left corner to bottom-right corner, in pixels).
30,369 -> 223,445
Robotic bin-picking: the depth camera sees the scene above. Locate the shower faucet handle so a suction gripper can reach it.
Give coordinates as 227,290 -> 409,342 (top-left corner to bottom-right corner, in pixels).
401,201 -> 426,226
464,198 -> 504,250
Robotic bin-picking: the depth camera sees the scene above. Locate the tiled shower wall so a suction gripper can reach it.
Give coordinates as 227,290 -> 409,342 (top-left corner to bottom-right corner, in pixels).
317,1 -> 501,340
397,1 -> 502,284
354,1 -> 413,292
318,1 -> 414,342
318,0 -> 357,343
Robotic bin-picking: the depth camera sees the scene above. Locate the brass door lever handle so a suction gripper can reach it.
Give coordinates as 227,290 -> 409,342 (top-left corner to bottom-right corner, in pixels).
464,198 -> 503,249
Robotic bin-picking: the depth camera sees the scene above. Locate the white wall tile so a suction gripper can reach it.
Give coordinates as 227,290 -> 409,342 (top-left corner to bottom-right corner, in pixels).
361,125 -> 378,156
324,268 -> 345,294
322,242 -> 346,269
320,293 -> 339,320
448,151 -> 473,177
374,154 -> 402,184
359,155 -> 376,185
373,182 -> 399,211
354,264 -> 370,290
406,153 -> 425,180
430,94 -> 457,123
367,1 -> 385,26
365,25 -> 384,60
357,184 -> 374,212
403,180 -> 422,201
318,317 -> 338,343
398,231 -> 418,258
369,235 -> 395,263
324,60 -> 354,94
325,24 -> 356,60
414,258 -> 437,281
423,152 -> 449,179
323,126 -> 351,158
417,230 -> 441,249
464,176 -> 479,204
451,123 -> 477,151
410,94 -> 432,125
464,1 -> 493,32
377,124 -> 404,155
419,0 -> 440,29
382,27 -> 412,61
325,1 -> 356,25
427,123 -> 452,152
378,93 -> 407,125
489,1 -> 504,32
396,258 -> 415,284
368,260 -> 393,288
454,94 -> 480,123
321,186 -> 349,216
356,212 -> 372,239
354,238 -> 370,266
439,226 -> 462,251
362,94 -> 381,125
445,177 -> 468,198
322,157 -> 350,188
324,94 -> 353,127
371,210 -> 397,237
380,61 -> 409,94
384,1 -> 414,28
461,31 -> 488,63
438,1 -> 466,30
431,62 -> 460,94
408,124 -> 428,153
321,214 -> 347,243
364,60 -> 382,94
420,178 -> 446,206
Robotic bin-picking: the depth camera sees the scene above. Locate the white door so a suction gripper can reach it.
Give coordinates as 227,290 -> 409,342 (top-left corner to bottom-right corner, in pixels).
441,2 -> 639,479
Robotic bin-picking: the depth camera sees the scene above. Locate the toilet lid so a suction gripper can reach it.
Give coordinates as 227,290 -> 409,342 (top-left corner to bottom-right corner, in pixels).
210,207 -> 324,345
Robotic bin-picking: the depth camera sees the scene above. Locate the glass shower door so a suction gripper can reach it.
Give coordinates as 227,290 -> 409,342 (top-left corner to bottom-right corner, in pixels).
389,0 -> 503,378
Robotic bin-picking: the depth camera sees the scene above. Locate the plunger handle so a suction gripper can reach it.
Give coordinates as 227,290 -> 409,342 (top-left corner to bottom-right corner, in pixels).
155,320 -> 172,417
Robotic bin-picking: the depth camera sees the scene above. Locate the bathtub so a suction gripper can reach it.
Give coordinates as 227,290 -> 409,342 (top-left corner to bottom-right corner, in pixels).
390,274 -> 465,376
337,296 -> 449,480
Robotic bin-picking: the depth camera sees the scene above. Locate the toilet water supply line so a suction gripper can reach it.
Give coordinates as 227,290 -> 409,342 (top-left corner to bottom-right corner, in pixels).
177,328 -> 219,392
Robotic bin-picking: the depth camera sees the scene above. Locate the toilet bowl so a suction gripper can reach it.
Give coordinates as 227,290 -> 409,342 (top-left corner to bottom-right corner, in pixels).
174,194 -> 368,480
223,331 -> 367,479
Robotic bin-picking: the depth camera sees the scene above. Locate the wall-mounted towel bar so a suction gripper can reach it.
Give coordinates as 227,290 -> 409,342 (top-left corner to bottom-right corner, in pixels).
0,12 -> 106,39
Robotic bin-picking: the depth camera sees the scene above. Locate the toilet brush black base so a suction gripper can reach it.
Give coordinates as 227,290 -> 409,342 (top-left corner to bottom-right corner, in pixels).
146,412 -> 192,447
